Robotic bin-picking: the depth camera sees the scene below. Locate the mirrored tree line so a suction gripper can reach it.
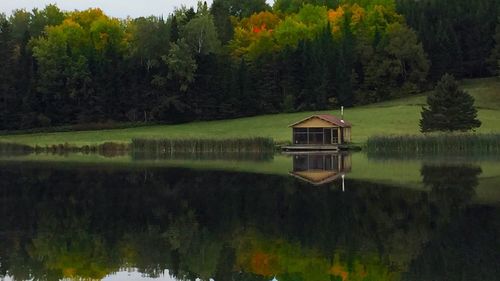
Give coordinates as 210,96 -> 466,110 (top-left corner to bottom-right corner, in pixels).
0,163 -> 497,281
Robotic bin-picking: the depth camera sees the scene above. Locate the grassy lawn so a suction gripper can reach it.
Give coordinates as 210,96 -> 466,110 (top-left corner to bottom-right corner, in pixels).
1,77 -> 499,146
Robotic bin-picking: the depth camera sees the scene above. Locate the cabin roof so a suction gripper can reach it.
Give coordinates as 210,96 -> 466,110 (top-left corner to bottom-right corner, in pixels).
289,114 -> 352,128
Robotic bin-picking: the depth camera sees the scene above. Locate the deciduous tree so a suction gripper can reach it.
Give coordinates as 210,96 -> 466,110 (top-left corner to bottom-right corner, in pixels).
165,39 -> 198,92
182,14 -> 221,55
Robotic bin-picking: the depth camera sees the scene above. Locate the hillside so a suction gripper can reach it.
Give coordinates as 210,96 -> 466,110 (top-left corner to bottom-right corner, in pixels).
0,77 -> 499,146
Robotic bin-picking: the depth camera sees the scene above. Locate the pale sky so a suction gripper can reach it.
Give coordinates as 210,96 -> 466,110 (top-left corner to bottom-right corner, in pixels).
1,0 -> 274,19
1,0 -> 208,19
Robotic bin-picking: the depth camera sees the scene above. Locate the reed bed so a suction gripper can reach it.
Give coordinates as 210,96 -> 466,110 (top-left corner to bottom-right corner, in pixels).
366,134 -> 500,155
132,137 -> 276,159
0,142 -> 129,157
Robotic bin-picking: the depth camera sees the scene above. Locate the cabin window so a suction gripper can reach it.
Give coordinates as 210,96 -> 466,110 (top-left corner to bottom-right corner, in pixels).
293,154 -> 339,171
324,129 -> 332,144
293,128 -> 308,144
308,128 -> 324,145
293,155 -> 308,171
308,154 -> 326,169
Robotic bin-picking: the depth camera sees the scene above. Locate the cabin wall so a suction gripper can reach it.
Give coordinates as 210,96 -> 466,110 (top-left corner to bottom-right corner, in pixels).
342,127 -> 352,143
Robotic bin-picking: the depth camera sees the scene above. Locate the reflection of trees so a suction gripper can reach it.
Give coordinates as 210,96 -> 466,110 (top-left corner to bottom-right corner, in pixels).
421,164 -> 482,220
402,206 -> 500,281
30,214 -> 118,279
401,164 -> 499,281
0,163 -> 496,281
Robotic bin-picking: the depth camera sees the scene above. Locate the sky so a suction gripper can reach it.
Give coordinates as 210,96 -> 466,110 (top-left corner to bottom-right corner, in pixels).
1,0 -> 274,19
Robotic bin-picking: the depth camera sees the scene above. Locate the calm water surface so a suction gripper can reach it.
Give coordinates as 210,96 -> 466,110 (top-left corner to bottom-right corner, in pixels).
0,153 -> 499,281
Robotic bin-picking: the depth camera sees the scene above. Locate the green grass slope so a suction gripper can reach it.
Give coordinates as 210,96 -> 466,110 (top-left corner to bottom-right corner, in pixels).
1,77 -> 499,146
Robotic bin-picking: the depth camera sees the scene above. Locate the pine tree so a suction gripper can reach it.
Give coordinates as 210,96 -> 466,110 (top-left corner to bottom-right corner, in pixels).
420,74 -> 481,132
0,18 -> 17,129
170,16 -> 180,43
337,12 -> 355,107
490,21 -> 500,75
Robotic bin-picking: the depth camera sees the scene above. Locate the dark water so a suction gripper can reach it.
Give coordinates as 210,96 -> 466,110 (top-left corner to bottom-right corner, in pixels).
0,154 -> 499,281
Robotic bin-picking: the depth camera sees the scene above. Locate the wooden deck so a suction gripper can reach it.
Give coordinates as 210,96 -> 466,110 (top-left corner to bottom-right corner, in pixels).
282,144 -> 349,152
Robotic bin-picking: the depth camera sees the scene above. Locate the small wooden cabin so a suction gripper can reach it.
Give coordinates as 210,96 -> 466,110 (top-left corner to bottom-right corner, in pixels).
288,114 -> 351,150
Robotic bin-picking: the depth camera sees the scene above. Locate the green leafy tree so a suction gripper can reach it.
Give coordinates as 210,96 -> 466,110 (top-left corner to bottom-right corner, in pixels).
8,9 -> 31,41
420,74 -> 481,132
165,39 -> 198,92
128,16 -> 170,68
182,14 -> 222,55
383,23 -> 429,91
274,0 -> 340,13
211,0 -> 269,18
31,24 -> 71,124
30,5 -> 65,37
31,8 -> 129,124
359,22 -> 429,101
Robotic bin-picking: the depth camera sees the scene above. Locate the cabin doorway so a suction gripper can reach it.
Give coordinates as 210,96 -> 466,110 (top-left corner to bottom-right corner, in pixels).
332,129 -> 339,144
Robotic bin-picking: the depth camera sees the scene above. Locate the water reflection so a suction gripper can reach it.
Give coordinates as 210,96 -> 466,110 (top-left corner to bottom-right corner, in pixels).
289,153 -> 351,185
0,159 -> 498,281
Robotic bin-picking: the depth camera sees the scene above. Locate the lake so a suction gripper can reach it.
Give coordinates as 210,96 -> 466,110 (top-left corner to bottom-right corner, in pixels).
0,152 -> 499,281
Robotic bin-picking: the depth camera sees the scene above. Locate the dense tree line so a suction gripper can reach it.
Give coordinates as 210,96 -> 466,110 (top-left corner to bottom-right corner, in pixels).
0,0 -> 498,130
396,0 -> 499,79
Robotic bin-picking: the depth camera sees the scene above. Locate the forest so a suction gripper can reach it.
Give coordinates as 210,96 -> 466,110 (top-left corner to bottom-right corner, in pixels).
0,0 -> 499,130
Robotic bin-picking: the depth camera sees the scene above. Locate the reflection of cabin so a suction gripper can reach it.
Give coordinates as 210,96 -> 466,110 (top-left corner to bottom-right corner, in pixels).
290,153 -> 352,185
286,114 -> 352,151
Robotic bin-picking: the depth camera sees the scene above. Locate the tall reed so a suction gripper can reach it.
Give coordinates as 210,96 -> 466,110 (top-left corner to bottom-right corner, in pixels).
366,134 -> 500,154
131,137 -> 276,159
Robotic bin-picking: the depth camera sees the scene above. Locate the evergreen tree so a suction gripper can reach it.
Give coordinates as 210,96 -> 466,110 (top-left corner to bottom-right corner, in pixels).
210,0 -> 234,44
420,74 -> 481,132
0,16 -> 17,129
169,16 -> 180,43
490,21 -> 500,75
336,12 -> 355,107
